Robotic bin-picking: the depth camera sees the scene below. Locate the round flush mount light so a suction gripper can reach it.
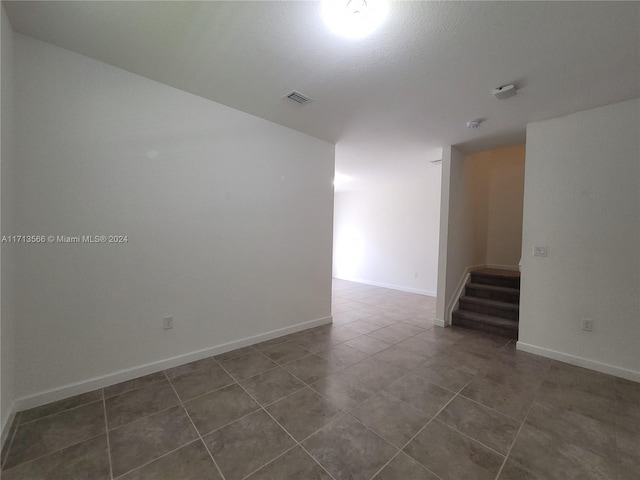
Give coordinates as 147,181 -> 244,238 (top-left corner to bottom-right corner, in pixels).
321,0 -> 389,39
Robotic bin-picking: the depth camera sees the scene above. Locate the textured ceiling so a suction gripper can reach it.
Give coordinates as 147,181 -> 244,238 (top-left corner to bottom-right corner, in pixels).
4,1 -> 640,188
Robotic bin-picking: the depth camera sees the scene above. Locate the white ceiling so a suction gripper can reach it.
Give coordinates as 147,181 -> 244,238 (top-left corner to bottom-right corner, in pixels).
4,1 -> 640,190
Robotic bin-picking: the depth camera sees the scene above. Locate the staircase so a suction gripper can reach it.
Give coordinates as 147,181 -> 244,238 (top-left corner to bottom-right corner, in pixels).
452,268 -> 520,339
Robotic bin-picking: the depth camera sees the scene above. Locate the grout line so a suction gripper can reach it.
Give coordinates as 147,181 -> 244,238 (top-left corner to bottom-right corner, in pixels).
258,383 -> 309,409
341,411 -> 402,451
4,396 -> 111,471
455,392 -> 524,424
17,397 -> 105,427
2,432 -> 106,472
102,393 -> 114,480
493,359 -> 553,480
213,356 -> 339,480
238,443 -> 300,480
163,371 -> 228,480
111,440 -> 203,479
104,388 -> 184,434
432,417 -> 507,458
371,450 -> 445,480
172,378 -> 237,404
297,441 -> 340,480
368,388 -> 459,480
103,374 -> 167,400
114,438 -> 204,480
1,411 -> 21,470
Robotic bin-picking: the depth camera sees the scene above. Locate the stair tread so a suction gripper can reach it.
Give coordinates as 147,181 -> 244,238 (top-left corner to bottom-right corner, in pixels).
473,268 -> 521,279
452,310 -> 519,330
460,296 -> 519,311
467,282 -> 520,294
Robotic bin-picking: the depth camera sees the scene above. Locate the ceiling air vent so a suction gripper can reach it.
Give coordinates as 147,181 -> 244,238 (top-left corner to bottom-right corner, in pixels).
285,91 -> 313,105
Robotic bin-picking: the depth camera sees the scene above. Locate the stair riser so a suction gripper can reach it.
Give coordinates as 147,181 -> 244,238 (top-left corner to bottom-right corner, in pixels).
452,314 -> 518,340
466,286 -> 519,304
470,273 -> 520,289
459,300 -> 519,321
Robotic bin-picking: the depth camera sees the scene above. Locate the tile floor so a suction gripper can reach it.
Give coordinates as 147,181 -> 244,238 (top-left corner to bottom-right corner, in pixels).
1,279 -> 638,479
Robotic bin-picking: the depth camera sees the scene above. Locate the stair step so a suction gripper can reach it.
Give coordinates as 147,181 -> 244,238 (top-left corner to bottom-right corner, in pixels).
470,269 -> 520,289
452,310 -> 518,339
459,296 -> 519,321
465,283 -> 520,304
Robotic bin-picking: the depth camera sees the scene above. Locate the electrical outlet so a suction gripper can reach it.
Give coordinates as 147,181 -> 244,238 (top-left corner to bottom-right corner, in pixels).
163,316 -> 174,330
581,318 -> 593,332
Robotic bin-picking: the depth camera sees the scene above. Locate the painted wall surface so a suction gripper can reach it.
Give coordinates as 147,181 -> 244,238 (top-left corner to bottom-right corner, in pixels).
13,35 -> 335,400
1,7 -> 17,433
467,145 -> 525,267
332,164 -> 441,296
436,145 -> 525,324
435,147 -> 482,324
520,99 -> 639,378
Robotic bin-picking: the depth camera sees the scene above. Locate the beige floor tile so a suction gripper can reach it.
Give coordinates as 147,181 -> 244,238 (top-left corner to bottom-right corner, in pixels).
183,384 -> 260,435
203,410 -> 295,480
109,406 -> 198,478
117,440 -> 221,480
240,367 -> 305,406
303,415 -> 397,480
373,453 -> 440,480
351,391 -> 431,447
245,446 -> 332,480
5,401 -> 105,469
267,387 -> 342,441
404,420 -> 504,480
1,435 -> 110,480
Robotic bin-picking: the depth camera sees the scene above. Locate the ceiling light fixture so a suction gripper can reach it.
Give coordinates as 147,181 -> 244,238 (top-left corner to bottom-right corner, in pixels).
321,0 -> 389,39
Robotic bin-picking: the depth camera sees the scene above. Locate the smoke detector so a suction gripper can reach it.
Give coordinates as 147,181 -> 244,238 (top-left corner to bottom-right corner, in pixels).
492,84 -> 517,100
285,91 -> 313,105
466,120 -> 482,129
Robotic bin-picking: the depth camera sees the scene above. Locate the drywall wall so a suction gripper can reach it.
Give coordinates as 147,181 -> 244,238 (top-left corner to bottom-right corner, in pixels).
13,34 -> 335,402
1,6 -> 17,437
519,99 -> 639,379
435,146 -> 483,325
467,145 -> 525,267
435,145 -> 525,325
332,163 -> 441,296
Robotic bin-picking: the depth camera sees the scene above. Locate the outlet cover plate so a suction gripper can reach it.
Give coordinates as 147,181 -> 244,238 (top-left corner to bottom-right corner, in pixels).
581,318 -> 593,332
533,246 -> 548,257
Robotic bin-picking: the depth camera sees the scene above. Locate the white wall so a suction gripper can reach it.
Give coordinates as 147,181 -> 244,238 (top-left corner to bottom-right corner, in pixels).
1,6 -> 17,436
332,163 -> 441,296
468,145 -> 525,268
13,34 -> 335,404
519,99 -> 639,380
436,145 -> 525,325
435,146 -> 481,324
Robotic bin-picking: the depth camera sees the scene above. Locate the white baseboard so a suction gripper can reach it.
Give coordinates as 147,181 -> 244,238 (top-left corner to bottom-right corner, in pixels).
1,404 -> 17,450
14,316 -> 333,412
445,267 -> 475,325
334,276 -> 436,297
434,318 -> 446,328
517,341 -> 640,382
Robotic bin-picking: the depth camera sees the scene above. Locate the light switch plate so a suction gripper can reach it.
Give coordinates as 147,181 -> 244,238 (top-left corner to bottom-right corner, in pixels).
533,246 -> 548,257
